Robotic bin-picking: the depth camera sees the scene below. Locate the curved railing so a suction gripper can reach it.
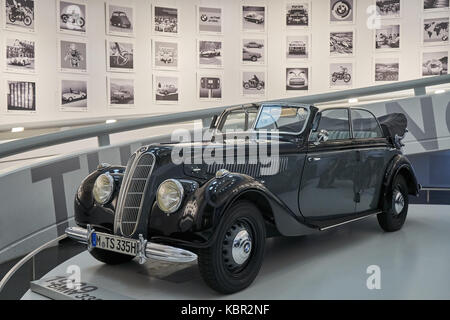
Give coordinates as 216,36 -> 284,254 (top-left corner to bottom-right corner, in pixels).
1,74 -> 449,159
0,234 -> 68,294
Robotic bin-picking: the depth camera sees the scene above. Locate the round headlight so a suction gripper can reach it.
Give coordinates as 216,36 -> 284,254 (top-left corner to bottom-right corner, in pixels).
92,173 -> 115,204
157,179 -> 184,214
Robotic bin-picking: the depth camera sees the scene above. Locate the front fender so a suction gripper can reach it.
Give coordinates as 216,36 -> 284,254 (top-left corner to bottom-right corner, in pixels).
74,165 -> 125,233
383,154 -> 420,198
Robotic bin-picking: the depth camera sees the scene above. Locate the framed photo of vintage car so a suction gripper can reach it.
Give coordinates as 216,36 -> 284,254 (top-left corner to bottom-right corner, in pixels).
286,34 -> 311,61
5,77 -> 37,113
153,5 -> 179,37
242,5 -> 266,33
107,76 -> 135,108
106,39 -> 134,72
4,35 -> 36,74
285,2 -> 311,29
198,39 -> 223,69
373,56 -> 400,83
3,0 -> 36,33
57,0 -> 87,36
153,73 -> 179,104
152,39 -> 178,70
106,2 -> 135,37
286,67 -> 310,91
58,37 -> 88,74
197,72 -> 223,101
421,50 -> 449,76
197,6 -> 222,35
59,77 -> 88,112
242,37 -> 266,66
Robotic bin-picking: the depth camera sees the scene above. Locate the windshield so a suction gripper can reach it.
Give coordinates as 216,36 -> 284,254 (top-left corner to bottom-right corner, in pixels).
254,105 -> 309,133
220,108 -> 258,132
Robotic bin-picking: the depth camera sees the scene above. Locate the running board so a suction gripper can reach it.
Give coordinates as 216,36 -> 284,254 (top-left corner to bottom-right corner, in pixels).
319,211 -> 382,231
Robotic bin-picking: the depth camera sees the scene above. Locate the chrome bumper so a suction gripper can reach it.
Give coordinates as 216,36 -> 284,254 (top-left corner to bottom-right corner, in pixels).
65,226 -> 197,264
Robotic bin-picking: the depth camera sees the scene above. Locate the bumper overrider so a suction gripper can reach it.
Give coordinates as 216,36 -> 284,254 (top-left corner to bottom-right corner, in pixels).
65,225 -> 197,264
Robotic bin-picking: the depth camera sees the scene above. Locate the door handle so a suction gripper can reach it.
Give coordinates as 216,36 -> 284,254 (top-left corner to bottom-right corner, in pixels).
308,157 -> 321,162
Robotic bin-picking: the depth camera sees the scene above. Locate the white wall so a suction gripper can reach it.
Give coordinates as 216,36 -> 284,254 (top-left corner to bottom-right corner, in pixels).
0,0 -> 445,127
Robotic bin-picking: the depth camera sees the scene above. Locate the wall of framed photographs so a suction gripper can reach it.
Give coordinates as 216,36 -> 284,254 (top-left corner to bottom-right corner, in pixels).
0,0 -> 448,126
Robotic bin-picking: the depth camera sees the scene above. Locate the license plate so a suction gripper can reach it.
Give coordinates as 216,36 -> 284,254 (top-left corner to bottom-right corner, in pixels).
91,232 -> 138,257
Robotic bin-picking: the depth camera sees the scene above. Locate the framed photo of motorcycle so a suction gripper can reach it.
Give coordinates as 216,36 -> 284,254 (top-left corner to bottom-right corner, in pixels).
329,61 -> 354,88
58,37 -> 88,73
3,0 -> 36,33
4,35 -> 36,74
105,1 -> 135,38
57,0 -> 87,36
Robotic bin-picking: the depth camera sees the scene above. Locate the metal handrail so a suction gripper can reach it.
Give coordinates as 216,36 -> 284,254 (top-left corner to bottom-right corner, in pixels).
0,75 -> 449,159
0,234 -> 67,293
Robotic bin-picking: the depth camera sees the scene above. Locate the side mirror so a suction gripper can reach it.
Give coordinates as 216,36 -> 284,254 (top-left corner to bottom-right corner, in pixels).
209,115 -> 218,129
314,129 -> 329,145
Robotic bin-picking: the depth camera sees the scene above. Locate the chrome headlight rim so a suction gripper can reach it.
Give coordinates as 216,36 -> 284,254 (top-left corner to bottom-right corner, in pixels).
156,179 -> 184,214
92,172 -> 115,205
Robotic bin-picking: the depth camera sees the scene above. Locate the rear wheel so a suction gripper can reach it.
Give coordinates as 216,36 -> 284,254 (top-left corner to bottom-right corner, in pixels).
198,201 -> 266,294
377,175 -> 409,232
89,248 -> 134,265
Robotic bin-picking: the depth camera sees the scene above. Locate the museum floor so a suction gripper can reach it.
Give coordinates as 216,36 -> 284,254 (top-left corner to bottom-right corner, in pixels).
20,204 -> 450,300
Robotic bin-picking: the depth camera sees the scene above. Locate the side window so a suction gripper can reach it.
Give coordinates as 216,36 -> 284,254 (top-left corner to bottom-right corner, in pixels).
351,110 -> 383,139
309,109 -> 350,142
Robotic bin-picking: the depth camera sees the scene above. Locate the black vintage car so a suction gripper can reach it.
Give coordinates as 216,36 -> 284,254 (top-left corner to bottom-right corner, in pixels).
110,11 -> 131,29
66,103 -> 420,294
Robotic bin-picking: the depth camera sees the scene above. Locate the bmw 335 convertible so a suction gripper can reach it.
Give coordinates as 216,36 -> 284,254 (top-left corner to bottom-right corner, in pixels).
66,103 -> 420,294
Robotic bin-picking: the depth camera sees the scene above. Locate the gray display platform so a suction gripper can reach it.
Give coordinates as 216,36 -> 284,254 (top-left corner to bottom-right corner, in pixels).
23,205 -> 450,300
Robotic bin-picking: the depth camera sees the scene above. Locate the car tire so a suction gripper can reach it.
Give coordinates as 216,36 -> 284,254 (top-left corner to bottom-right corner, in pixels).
197,200 -> 266,294
89,248 -> 134,265
377,175 -> 409,232
251,56 -> 257,62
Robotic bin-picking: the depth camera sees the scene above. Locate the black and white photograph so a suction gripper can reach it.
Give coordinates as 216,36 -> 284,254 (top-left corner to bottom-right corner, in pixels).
59,39 -> 87,73
7,80 -> 36,112
198,40 -> 223,68
376,0 -> 401,18
330,31 -> 354,56
106,40 -> 134,72
422,51 -> 448,76
423,0 -> 449,11
5,37 -> 35,73
153,6 -> 178,36
286,3 -> 310,28
330,0 -> 354,23
423,17 -> 449,46
108,77 -> 134,106
375,24 -> 400,50
242,5 -> 266,33
106,3 -> 134,37
154,75 -> 179,104
374,57 -> 399,82
330,62 -> 353,87
4,0 -> 35,32
242,71 -> 266,96
242,39 -> 265,65
198,6 -> 222,34
286,35 -> 310,60
60,79 -> 87,111
58,0 -> 87,35
286,67 -> 309,91
153,40 -> 178,70
198,73 -> 222,100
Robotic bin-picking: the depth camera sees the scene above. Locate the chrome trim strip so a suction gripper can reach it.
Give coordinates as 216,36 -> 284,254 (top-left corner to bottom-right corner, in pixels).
319,211 -> 382,231
65,227 -> 197,263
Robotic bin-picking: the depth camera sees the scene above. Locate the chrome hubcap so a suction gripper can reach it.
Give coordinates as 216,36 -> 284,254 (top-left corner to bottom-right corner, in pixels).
393,190 -> 405,215
232,229 -> 252,265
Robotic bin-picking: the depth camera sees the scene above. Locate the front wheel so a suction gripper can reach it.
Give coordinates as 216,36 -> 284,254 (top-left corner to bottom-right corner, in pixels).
8,13 -> 16,23
377,175 -> 409,232
23,15 -> 32,26
198,201 -> 266,294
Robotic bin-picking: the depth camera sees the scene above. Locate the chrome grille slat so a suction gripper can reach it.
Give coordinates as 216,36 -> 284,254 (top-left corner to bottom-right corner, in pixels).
114,151 -> 155,237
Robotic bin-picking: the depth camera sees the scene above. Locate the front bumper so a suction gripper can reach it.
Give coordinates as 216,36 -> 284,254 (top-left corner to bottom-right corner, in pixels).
65,226 -> 197,264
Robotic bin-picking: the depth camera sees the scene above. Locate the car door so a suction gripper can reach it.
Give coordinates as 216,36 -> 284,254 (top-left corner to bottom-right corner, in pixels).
351,109 -> 390,213
299,108 -> 358,221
